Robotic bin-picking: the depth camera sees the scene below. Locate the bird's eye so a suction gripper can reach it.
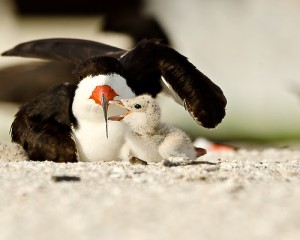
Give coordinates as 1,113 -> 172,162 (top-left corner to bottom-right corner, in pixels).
134,104 -> 142,109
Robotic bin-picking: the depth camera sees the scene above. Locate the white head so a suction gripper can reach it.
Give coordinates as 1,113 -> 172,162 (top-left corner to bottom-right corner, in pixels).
72,73 -> 135,121
109,94 -> 161,132
71,57 -> 135,136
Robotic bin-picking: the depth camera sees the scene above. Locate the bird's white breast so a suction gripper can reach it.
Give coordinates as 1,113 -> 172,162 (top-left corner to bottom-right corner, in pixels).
72,120 -> 125,162
125,130 -> 164,162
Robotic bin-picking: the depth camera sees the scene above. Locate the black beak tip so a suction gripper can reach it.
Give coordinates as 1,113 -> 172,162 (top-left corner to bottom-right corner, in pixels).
101,93 -> 109,138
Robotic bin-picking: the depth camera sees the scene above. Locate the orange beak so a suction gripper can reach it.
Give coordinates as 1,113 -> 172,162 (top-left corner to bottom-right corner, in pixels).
90,85 -> 118,138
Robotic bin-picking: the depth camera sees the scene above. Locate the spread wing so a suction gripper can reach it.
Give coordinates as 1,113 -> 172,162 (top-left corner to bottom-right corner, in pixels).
1,38 -> 127,65
120,39 -> 227,128
2,38 -> 226,128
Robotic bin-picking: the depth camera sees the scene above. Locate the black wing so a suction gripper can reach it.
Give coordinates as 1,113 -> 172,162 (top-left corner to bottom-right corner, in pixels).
2,38 -> 127,65
120,39 -> 227,128
11,83 -> 78,162
3,38 -> 226,128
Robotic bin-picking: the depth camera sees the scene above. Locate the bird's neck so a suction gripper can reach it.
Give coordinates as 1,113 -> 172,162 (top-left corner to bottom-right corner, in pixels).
126,121 -> 161,136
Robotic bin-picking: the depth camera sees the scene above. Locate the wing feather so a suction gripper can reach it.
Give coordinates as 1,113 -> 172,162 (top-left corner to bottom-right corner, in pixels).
2,38 -> 127,64
120,39 -> 227,128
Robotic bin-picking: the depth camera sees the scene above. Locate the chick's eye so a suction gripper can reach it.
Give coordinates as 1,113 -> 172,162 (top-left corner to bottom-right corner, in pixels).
134,104 -> 142,109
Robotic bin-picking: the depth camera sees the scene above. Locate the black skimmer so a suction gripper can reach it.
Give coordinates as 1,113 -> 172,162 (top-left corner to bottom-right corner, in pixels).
2,38 -> 226,162
10,57 -> 135,162
109,95 -> 196,164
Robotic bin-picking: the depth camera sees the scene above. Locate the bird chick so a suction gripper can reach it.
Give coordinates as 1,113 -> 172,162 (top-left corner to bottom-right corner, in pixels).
109,95 -> 196,164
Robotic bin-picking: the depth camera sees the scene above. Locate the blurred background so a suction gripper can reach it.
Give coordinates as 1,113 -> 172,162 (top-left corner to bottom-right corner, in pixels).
0,0 -> 299,143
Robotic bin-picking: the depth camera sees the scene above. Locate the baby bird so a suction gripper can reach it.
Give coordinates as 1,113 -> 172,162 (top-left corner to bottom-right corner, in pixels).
109,95 -> 196,165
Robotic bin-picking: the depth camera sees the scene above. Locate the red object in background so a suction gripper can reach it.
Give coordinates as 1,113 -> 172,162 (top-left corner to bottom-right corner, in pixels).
193,138 -> 236,155
207,143 -> 236,152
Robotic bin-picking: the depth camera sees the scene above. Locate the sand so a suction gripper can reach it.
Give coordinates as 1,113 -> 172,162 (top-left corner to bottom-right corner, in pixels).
1,145 -> 300,240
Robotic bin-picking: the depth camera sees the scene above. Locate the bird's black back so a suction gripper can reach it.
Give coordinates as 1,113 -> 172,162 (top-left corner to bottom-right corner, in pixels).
11,83 -> 78,162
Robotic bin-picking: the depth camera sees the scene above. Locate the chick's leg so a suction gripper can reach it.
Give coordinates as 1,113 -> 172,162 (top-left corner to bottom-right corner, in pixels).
120,142 -> 147,165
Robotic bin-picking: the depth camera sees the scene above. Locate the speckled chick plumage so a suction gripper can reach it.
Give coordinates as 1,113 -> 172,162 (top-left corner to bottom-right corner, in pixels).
114,95 -> 196,163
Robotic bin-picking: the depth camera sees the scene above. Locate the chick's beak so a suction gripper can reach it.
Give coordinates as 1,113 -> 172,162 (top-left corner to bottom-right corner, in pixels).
109,100 -> 124,108
90,85 -> 118,138
108,100 -> 130,121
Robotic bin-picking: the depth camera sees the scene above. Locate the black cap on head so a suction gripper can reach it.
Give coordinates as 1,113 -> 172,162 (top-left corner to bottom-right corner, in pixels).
74,56 -> 125,80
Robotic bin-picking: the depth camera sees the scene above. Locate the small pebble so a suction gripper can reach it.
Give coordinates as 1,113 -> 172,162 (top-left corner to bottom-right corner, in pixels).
162,160 -> 177,167
51,175 -> 81,182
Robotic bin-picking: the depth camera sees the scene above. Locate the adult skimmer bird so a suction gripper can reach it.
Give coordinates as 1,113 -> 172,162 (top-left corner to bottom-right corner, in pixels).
2,38 -> 227,162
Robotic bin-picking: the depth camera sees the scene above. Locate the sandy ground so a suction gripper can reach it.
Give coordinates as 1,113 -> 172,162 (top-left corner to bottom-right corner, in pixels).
1,147 -> 300,240
0,1 -> 300,238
